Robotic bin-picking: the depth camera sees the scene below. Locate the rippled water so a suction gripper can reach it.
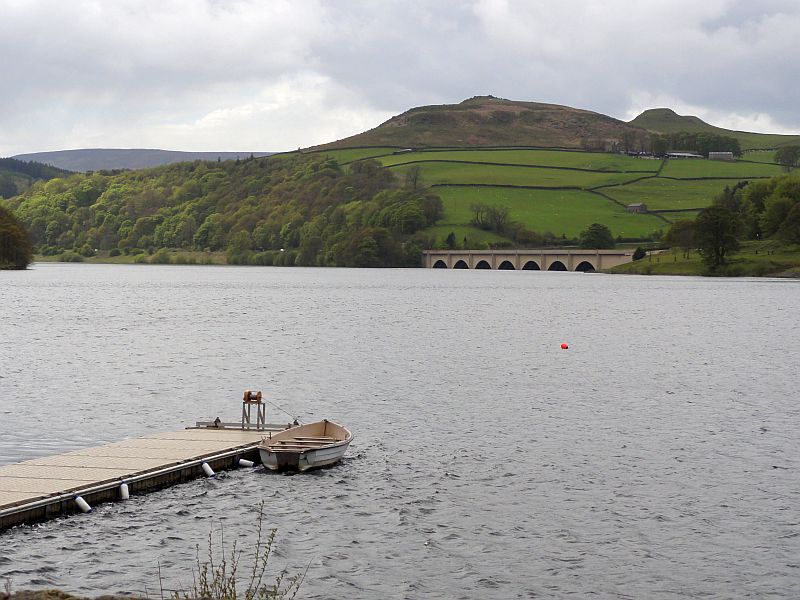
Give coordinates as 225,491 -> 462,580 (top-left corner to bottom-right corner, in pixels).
1,263 -> 799,598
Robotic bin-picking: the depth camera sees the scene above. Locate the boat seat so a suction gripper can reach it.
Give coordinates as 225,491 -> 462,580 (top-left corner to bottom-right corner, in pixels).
292,436 -> 335,442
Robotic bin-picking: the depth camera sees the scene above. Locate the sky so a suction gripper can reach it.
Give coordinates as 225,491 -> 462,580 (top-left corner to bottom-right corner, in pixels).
1,0 -> 799,156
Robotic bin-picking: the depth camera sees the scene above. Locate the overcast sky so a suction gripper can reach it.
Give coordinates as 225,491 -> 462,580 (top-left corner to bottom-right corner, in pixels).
1,0 -> 799,155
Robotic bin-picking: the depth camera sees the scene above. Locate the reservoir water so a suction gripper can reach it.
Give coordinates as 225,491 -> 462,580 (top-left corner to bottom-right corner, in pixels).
1,263 -> 798,598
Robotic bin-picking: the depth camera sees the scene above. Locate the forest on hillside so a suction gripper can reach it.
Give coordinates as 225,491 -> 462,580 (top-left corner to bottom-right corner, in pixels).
6,154 -> 444,267
0,157 -> 71,199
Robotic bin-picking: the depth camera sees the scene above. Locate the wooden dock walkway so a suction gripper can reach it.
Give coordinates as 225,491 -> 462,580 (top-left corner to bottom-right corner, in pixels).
0,425 -> 285,531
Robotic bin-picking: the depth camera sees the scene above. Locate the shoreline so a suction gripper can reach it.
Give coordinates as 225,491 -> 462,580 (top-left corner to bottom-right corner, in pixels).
29,239 -> 800,278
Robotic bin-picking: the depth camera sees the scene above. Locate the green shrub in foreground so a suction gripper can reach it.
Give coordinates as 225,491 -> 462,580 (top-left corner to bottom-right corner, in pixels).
166,501 -> 304,600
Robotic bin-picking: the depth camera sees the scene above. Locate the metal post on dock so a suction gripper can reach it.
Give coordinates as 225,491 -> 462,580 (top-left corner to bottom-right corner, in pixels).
241,390 -> 266,430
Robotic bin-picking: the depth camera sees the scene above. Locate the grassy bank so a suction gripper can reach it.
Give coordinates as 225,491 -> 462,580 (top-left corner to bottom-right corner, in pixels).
34,250 -> 228,265
609,240 -> 800,277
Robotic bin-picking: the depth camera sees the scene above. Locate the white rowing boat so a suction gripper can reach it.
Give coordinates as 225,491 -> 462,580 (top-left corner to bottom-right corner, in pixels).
258,419 -> 352,472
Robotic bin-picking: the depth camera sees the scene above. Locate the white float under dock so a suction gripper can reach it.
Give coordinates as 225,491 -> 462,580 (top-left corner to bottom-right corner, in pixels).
0,424 -> 286,531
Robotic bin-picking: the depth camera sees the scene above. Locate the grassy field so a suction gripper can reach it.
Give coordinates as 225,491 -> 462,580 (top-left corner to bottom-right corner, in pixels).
660,158 -> 783,178
378,149 -> 661,171
424,224 -> 512,246
316,147 -> 399,164
650,210 -> 701,221
599,178 -> 729,210
742,150 -> 780,164
434,186 -> 665,238
316,145 -> 783,242
389,161 -> 646,188
610,240 -> 800,276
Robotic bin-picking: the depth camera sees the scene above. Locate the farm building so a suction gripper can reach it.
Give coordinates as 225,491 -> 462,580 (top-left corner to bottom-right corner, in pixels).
626,203 -> 648,213
708,151 -> 734,161
667,152 -> 704,159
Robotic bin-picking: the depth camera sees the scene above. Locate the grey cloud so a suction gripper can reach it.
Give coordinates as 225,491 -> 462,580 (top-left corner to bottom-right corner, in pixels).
1,0 -> 798,155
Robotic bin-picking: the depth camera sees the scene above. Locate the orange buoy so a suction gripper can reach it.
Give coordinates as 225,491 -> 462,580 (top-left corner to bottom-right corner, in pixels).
560,343 -> 569,350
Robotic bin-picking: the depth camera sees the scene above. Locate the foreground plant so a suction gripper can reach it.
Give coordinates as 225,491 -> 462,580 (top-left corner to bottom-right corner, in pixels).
167,501 -> 305,600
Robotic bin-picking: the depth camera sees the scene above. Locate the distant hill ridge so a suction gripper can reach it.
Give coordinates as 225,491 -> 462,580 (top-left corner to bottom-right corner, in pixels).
316,96 -> 645,150
314,96 -> 800,151
630,108 -> 800,149
11,149 -> 275,173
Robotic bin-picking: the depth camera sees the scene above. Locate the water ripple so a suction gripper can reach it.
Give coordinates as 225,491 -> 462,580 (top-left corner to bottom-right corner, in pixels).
0,265 -> 798,599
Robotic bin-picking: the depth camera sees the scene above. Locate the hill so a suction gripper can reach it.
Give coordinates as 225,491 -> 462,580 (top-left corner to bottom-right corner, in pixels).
311,145 -> 785,244
12,149 -> 275,172
7,96 -> 799,268
630,108 -> 800,150
0,157 -> 71,199
8,154 -> 438,267
316,96 -> 649,150
315,97 -> 800,153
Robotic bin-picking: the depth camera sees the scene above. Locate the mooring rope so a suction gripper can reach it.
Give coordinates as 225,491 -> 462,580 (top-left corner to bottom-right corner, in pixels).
263,397 -> 302,424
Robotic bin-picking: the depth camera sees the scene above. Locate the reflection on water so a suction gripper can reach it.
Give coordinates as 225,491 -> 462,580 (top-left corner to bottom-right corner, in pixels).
1,264 -> 799,598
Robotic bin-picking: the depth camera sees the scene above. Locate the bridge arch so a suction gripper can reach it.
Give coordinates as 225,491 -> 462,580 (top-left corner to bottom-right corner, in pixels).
498,260 -> 515,270
575,260 -> 595,272
423,249 -> 634,271
433,259 -> 447,269
522,260 -> 541,270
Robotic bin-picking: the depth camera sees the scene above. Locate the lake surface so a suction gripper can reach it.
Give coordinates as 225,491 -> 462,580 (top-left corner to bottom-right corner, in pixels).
1,263 -> 798,599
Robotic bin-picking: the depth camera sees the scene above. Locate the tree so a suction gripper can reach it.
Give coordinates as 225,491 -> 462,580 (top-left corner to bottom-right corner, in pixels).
420,193 -> 443,225
694,205 -> 742,270
650,135 -> 668,157
471,203 -> 488,229
226,230 -> 253,264
620,130 -> 637,153
404,165 -> 423,190
665,219 -> 696,258
775,146 -> 800,172
778,202 -> 800,243
471,203 -> 510,234
484,205 -> 510,233
445,231 -> 456,249
761,196 -> 795,237
0,174 -> 17,199
579,223 -> 615,249
0,204 -> 33,269
632,246 -> 647,260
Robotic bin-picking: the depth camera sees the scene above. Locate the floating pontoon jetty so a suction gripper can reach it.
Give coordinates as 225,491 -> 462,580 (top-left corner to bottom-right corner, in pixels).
0,394 -> 290,530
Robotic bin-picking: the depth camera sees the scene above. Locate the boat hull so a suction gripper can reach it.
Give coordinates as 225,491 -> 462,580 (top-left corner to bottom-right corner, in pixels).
259,440 -> 351,472
257,420 -> 352,472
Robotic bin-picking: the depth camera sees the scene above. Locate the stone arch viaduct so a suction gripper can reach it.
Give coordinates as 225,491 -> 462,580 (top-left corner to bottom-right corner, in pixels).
422,249 -> 634,272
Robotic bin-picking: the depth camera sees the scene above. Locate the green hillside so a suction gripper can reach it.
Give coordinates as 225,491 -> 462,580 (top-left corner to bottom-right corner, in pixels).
8,154 -> 441,267
310,145 -> 783,245
6,97 -> 799,265
306,99 -> 799,247
0,157 -> 71,199
432,186 -> 663,238
630,108 -> 800,150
